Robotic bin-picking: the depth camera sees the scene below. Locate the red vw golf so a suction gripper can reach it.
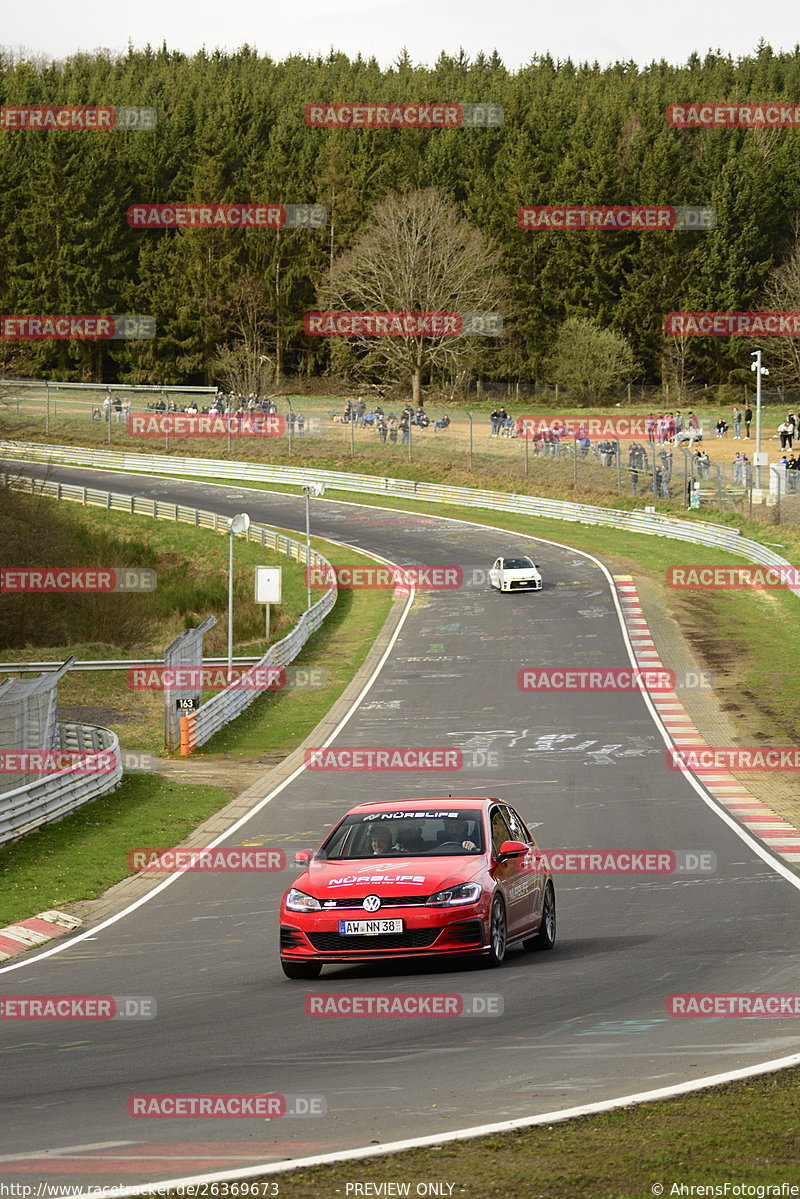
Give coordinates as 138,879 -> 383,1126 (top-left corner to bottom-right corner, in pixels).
279,797 -> 556,978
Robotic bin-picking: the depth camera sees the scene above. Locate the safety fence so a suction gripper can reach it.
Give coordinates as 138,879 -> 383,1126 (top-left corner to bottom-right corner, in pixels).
4,468 -> 339,753
0,722 -> 122,846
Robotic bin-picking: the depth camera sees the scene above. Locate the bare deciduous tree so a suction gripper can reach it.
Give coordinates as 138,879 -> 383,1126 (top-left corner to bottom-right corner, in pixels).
763,226 -> 800,386
212,275 -> 275,396
323,188 -> 506,406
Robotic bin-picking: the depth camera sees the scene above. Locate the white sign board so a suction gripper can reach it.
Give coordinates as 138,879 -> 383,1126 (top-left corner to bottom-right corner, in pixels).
255,566 -> 282,604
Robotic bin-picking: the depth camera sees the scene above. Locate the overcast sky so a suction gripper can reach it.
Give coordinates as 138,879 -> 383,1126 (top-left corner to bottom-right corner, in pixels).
2,0 -> 798,70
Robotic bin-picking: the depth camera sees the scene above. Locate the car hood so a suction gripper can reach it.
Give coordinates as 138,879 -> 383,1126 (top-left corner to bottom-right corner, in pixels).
291,855 -> 485,899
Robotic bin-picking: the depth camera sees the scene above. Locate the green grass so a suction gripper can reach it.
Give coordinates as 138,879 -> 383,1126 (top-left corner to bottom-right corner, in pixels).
0,775 -> 229,925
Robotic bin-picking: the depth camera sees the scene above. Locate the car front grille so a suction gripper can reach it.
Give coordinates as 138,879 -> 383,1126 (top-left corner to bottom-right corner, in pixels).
307,928 -> 441,952
510,579 -> 541,589
320,895 -> 430,909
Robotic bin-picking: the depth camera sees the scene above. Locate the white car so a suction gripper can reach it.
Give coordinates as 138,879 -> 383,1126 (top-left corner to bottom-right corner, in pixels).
489,556 -> 542,592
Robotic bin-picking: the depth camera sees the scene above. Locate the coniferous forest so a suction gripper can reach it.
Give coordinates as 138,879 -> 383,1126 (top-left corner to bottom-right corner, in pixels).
1,42 -> 799,387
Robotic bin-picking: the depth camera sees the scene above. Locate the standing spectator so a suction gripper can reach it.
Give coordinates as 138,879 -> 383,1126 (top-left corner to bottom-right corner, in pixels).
490,408 -> 501,437
297,413 -> 305,437
122,399 -> 131,425
103,394 -> 112,422
732,406 -> 742,438
674,411 -> 683,435
688,411 -> 699,430
377,417 -> 388,443
399,414 -> 410,445
114,397 -> 123,422
646,413 -> 656,444
733,452 -> 744,484
356,397 -> 367,427
778,418 -> 793,449
744,403 -> 753,438
388,416 -> 398,443
629,466 -> 639,496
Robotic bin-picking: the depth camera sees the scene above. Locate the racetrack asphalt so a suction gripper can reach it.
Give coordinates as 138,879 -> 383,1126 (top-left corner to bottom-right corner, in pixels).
1,464 -> 799,1191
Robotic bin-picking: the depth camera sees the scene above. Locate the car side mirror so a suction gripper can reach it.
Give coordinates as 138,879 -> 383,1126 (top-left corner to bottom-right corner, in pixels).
497,840 -> 528,860
293,849 -> 313,865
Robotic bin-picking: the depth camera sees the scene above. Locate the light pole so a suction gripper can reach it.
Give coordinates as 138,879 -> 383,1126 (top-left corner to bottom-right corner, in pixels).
227,513 -> 250,681
750,350 -> 770,489
303,483 -> 326,609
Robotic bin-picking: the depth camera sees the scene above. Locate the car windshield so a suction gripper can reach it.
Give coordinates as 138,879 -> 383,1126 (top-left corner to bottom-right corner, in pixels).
503,557 -> 534,569
318,810 -> 485,859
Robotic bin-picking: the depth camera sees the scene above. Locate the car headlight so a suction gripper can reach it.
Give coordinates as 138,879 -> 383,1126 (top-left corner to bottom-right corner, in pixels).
285,888 -> 322,912
426,882 -> 482,907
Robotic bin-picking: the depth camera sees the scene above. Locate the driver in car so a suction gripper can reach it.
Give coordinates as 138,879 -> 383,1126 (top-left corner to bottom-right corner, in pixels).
369,826 -> 395,855
440,817 -> 478,852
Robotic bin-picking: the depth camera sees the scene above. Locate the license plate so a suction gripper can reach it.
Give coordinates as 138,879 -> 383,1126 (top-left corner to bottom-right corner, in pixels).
338,919 -> 404,935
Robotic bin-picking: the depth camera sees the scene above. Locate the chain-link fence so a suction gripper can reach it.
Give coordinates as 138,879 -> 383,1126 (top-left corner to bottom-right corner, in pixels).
0,659 -> 72,794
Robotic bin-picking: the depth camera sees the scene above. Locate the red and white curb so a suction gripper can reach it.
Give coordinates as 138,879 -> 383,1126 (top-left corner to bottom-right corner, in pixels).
0,909 -> 82,961
614,574 -> 800,866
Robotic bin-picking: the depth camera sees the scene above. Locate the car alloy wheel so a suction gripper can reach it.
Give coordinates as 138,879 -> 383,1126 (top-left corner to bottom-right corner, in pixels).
487,897 -> 507,965
525,881 -> 556,951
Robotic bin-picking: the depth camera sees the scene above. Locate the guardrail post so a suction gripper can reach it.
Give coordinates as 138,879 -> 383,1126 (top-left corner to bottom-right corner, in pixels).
175,503 -> 179,520
106,492 -> 111,509
130,496 -> 134,513
194,509 -> 199,526
83,487 -> 87,506
179,715 -> 192,755
153,499 -> 157,518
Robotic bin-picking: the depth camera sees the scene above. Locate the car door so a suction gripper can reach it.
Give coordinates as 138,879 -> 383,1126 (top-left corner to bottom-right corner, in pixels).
488,805 -> 529,938
489,558 -> 502,589
500,803 -> 543,935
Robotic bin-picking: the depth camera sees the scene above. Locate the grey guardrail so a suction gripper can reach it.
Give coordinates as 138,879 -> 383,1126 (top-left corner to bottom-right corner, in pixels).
0,722 -> 122,846
3,468 -> 339,754
182,588 -> 336,752
3,440 -> 798,595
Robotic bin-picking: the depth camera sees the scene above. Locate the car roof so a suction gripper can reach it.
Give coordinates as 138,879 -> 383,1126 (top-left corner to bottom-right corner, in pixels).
346,797 -> 495,815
